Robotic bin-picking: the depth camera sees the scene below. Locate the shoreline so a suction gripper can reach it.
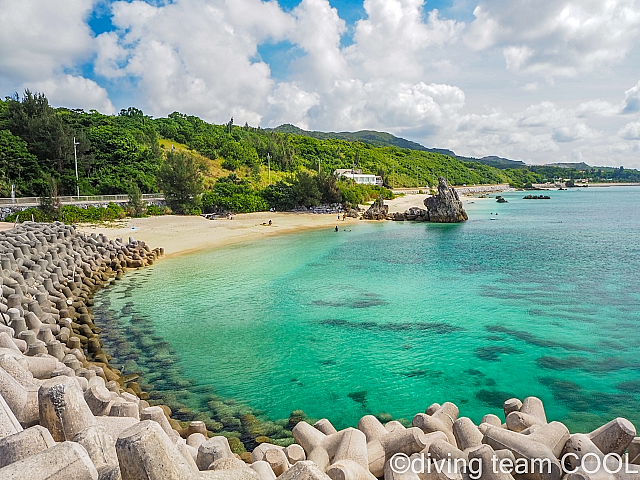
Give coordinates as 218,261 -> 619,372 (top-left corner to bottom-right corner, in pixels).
75,192 -> 482,258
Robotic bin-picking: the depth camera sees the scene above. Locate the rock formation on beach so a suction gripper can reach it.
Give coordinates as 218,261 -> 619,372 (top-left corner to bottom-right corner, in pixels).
391,206 -> 429,222
362,195 -> 389,220
423,177 -> 468,222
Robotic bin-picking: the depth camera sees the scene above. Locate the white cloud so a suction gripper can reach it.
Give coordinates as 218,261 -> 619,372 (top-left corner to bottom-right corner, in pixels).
464,0 -> 640,78
266,83 -> 320,129
0,0 -> 116,113
96,0 -> 295,123
28,74 -> 115,114
622,81 -> 640,114
286,0 -> 348,90
346,0 -> 464,82
0,0 -> 95,82
464,5 -> 501,51
619,120 -> 640,140
575,100 -> 619,117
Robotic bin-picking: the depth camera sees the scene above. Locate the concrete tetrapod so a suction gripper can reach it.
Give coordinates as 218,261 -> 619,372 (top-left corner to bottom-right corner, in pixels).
587,418 -> 636,456
628,438 -> 640,465
0,424 -> 56,468
38,376 -> 97,441
293,420 -> 362,472
0,390 -> 22,438
252,460 -> 277,480
505,397 -> 547,433
252,442 -> 286,463
520,422 -> 569,458
197,435 -> 235,471
140,405 -> 179,442
115,420 -> 196,480
413,402 -> 459,446
73,425 -> 121,480
0,363 -> 39,427
285,443 -> 307,464
468,444 -> 515,480
359,415 -> 433,478
503,399 -> 522,418
562,433 -> 621,473
277,460 -> 332,480
383,456 -> 421,480
0,440 -> 99,480
453,417 -> 484,452
325,427 -> 377,480
481,424 -> 563,480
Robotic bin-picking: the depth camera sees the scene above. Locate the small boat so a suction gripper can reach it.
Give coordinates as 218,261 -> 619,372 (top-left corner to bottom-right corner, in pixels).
490,217 -> 497,220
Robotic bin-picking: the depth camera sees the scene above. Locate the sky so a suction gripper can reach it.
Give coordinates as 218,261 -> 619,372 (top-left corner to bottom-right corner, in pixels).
1,0 -> 640,167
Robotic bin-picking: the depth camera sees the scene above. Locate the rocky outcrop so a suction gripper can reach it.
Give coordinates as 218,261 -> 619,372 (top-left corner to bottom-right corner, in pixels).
423,177 -> 468,223
496,196 -> 508,203
390,207 -> 429,222
523,195 -> 550,199
361,195 -> 388,220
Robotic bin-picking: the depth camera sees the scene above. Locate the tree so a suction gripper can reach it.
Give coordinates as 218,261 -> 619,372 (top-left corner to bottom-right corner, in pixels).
292,171 -> 321,207
38,174 -> 61,220
316,171 -> 342,204
0,129 -> 39,196
261,181 -> 296,211
127,183 -> 145,217
157,151 -> 204,214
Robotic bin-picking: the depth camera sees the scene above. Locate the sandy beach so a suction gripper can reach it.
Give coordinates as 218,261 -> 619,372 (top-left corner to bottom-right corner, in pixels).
72,193 -> 442,257
0,193 -> 476,257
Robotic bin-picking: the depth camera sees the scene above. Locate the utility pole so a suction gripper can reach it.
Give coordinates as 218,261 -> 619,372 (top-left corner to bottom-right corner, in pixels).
11,184 -> 15,204
318,158 -> 321,173
267,154 -> 271,185
392,165 -> 395,189
73,137 -> 80,197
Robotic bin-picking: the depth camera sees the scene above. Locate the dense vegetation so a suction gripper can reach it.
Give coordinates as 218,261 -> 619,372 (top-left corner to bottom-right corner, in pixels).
2,92 -> 639,216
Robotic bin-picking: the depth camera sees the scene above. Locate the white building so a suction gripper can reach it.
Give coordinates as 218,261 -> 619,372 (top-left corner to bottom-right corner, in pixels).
334,169 -> 378,185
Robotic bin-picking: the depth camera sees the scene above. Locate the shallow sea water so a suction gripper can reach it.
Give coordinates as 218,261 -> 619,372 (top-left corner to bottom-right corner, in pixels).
95,187 -> 640,431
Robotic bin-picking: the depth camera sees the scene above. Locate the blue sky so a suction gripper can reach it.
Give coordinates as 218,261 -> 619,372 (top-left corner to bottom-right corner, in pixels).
1,0 -> 640,167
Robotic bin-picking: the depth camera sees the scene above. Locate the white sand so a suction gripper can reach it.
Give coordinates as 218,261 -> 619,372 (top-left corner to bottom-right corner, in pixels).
76,212 -> 361,257
2,193 -> 480,257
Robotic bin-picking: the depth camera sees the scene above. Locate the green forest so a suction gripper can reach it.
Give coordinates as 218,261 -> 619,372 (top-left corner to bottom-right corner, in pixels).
2,91 -> 639,215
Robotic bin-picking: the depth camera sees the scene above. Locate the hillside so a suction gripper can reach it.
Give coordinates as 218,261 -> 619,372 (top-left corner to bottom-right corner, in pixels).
270,124 -> 528,169
544,162 -> 591,169
269,124 -> 431,151
2,92 -> 639,215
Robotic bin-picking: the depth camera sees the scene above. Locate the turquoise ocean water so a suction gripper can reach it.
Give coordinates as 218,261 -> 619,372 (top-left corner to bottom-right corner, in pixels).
95,187 -> 640,431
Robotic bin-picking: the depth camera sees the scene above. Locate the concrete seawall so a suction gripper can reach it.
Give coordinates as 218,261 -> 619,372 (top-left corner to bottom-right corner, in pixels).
0,201 -> 166,221
392,184 -> 511,196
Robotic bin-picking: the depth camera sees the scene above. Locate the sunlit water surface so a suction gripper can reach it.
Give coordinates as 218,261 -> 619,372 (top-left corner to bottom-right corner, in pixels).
95,187 -> 640,431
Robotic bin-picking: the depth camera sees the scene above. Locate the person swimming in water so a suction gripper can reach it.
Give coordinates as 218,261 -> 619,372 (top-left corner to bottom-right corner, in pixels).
335,226 -> 339,232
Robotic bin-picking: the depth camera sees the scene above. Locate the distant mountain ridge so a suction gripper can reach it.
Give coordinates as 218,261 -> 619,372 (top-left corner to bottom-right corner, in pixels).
268,124 -> 528,169
544,162 -> 591,169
